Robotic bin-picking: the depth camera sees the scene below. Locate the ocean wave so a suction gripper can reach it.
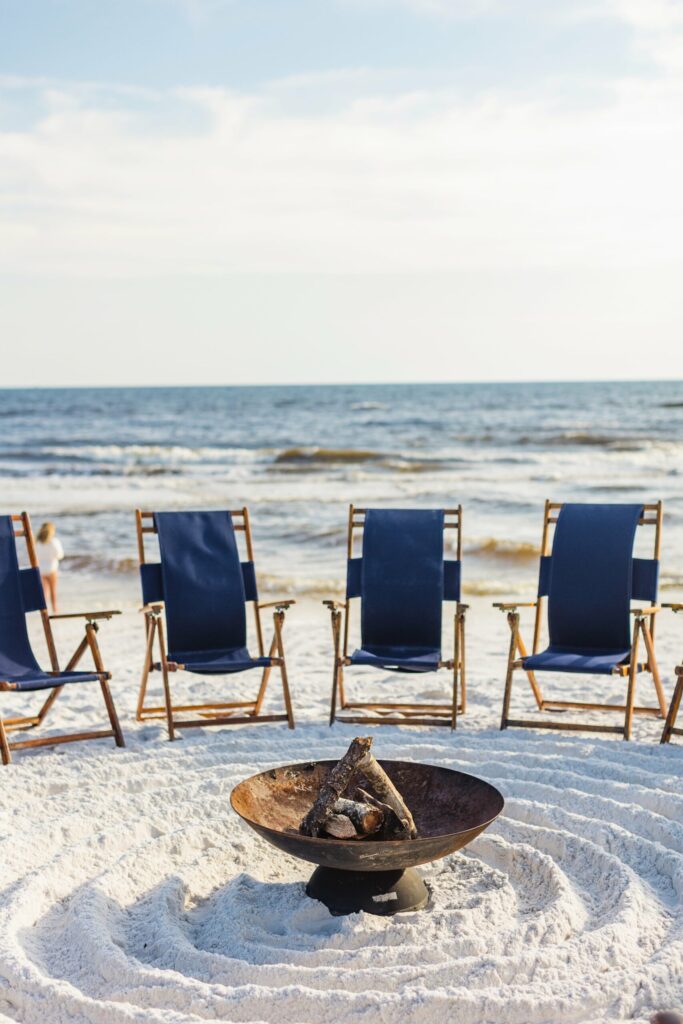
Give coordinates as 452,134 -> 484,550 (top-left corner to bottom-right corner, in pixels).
350,401 -> 387,411
41,443 -> 262,464
255,573 -> 343,597
510,432 -> 658,450
467,537 -> 539,562
271,447 -> 453,473
462,579 -> 533,596
63,554 -> 138,575
660,574 -> 683,591
274,447 -> 387,465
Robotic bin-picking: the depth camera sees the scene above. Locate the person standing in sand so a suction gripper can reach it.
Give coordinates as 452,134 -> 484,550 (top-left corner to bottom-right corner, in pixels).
35,521 -> 64,613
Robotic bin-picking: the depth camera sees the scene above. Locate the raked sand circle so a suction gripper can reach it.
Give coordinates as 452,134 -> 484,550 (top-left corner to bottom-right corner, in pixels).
1,726 -> 683,1024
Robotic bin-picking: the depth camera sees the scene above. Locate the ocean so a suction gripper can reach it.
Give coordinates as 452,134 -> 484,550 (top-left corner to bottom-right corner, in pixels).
1,380 -> 682,606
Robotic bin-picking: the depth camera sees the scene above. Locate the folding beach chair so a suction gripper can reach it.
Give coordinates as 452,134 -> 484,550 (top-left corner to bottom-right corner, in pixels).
496,501 -> 666,740
660,604 -> 683,743
135,509 -> 295,739
325,506 -> 467,729
0,512 -> 124,765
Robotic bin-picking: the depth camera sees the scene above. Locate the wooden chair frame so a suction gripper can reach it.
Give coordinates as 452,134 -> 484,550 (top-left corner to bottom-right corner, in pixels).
496,500 -> 666,740
325,505 -> 467,730
135,508 -> 295,739
0,512 -> 124,765
660,604 -> 683,743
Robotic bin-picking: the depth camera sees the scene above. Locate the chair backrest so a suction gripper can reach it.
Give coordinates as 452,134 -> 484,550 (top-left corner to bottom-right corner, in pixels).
537,502 -> 655,653
0,515 -> 47,680
345,507 -> 461,653
156,511 -> 247,656
137,509 -> 264,657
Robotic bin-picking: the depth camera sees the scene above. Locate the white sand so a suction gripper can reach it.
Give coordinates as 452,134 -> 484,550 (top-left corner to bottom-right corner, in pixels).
1,598 -> 683,1023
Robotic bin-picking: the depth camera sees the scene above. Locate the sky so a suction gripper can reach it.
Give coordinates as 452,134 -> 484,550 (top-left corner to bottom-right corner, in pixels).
1,0 -> 682,386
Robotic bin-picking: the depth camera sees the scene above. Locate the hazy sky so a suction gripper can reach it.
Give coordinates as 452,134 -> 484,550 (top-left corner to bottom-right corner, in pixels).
1,0 -> 682,386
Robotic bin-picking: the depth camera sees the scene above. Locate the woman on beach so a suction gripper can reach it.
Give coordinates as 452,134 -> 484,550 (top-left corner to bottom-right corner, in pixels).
36,521 -> 64,613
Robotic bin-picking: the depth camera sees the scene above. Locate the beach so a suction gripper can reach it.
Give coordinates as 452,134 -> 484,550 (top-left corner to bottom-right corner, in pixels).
1,381 -> 683,1022
1,598 -> 683,1022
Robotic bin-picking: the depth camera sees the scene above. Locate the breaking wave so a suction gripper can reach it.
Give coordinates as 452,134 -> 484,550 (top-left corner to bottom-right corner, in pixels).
467,538 -> 539,563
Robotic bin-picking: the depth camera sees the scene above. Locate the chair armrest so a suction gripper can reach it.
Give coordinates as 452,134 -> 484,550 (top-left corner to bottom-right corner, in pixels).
663,603 -> 683,613
493,602 -> 537,611
631,606 -> 661,616
258,600 -> 296,610
50,610 -> 121,621
139,603 -> 164,614
323,600 -> 347,611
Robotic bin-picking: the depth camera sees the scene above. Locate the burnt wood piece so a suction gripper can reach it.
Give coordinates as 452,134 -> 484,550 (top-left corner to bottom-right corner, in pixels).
333,797 -> 385,835
354,787 -> 404,836
356,752 -> 418,838
300,736 -> 373,836
323,815 -> 358,839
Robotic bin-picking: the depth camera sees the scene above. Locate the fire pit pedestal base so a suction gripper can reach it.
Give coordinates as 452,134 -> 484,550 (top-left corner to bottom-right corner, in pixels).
306,866 -> 428,916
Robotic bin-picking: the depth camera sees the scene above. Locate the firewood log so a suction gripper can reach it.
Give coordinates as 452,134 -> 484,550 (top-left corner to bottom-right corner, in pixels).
323,815 -> 357,839
333,798 -> 384,835
354,787 -> 403,835
355,754 -> 418,838
299,736 -> 373,836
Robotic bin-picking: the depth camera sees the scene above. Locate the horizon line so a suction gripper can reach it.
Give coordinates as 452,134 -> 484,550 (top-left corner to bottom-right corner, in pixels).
1,377 -> 682,391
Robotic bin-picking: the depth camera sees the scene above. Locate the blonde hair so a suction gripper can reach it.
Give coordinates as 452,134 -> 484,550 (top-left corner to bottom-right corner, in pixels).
37,522 -> 56,544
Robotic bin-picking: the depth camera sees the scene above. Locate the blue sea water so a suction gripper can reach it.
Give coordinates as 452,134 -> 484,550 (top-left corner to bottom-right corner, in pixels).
1,380 -> 682,604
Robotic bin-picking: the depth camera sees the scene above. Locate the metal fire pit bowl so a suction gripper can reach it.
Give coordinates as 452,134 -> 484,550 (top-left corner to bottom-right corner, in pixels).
230,760 -> 504,916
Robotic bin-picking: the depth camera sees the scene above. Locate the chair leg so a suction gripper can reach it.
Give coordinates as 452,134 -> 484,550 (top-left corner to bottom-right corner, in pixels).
641,620 -> 667,717
451,609 -> 460,730
515,629 -> 544,710
254,635 -> 278,716
100,680 -> 126,747
459,608 -> 467,714
36,686 -> 63,725
661,672 -> 683,744
624,620 -> 641,741
0,716 -> 11,765
34,632 -> 90,729
136,615 -> 157,720
85,623 -> 125,748
500,612 -> 519,730
155,616 -> 176,741
337,664 -> 347,709
34,633 -> 89,728
329,609 -> 342,726
273,611 -> 295,729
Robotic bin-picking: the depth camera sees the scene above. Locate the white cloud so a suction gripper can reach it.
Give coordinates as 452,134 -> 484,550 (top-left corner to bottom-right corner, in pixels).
1,63 -> 682,281
1,0 -> 682,283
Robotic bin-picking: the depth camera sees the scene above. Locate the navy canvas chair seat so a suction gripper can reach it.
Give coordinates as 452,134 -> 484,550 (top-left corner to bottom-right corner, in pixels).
349,646 -> 442,672
135,508 -> 295,739
6,670 -> 102,691
496,501 -> 666,740
0,513 -> 124,765
169,648 -> 273,674
522,647 -> 633,675
325,506 -> 467,729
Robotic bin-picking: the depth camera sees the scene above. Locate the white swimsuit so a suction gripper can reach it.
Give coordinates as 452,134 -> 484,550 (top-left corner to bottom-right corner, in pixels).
36,538 -> 64,576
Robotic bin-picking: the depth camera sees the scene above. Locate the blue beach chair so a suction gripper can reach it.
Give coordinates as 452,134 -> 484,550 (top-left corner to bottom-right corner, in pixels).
135,509 -> 295,739
324,506 -> 467,729
0,512 -> 124,765
496,501 -> 666,740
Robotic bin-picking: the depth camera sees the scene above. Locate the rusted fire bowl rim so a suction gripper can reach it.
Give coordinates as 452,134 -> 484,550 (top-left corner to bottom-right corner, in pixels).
230,759 -> 504,873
